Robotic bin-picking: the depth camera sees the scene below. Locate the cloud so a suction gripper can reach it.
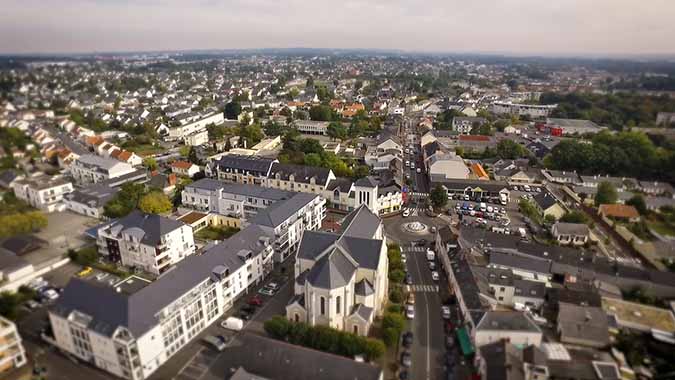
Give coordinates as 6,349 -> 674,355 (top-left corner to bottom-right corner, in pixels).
0,0 -> 673,55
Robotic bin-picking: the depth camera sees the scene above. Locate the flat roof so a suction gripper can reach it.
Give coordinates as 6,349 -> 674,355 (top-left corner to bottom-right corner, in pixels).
602,297 -> 675,333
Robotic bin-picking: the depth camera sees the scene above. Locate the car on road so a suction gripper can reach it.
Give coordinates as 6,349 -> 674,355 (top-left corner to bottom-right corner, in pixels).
429,261 -> 436,270
25,300 -> 41,310
248,295 -> 264,306
405,275 -> 413,285
445,335 -> 455,349
400,352 -> 412,367
406,293 -> 415,305
405,305 -> 415,319
431,271 -> 439,281
402,331 -> 414,348
402,209 -> 410,217
416,168 -> 421,173
202,335 -> 227,351
400,254 -> 407,264
399,370 -> 410,380
258,282 -> 280,296
221,317 -> 244,331
445,321 -> 455,333
441,305 -> 451,319
77,267 -> 93,277
413,238 -> 427,246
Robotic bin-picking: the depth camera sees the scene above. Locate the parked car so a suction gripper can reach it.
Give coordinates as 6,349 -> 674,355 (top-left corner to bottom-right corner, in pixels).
405,305 -> 415,319
445,335 -> 455,349
431,271 -> 439,281
413,238 -> 427,246
402,331 -> 414,348
441,306 -> 451,319
405,275 -> 413,285
221,317 -> 244,331
429,261 -> 436,270
401,352 -> 412,367
402,209 -> 410,217
202,335 -> 227,351
258,282 -> 279,296
76,267 -> 93,277
248,295 -> 263,306
407,293 -> 415,305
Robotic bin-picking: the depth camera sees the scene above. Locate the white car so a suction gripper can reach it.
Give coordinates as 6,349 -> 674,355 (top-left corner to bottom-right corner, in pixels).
441,306 -> 451,319
401,254 -> 407,264
406,305 -> 415,319
431,271 -> 439,281
429,261 -> 436,270
402,209 -> 410,217
416,168 -> 421,173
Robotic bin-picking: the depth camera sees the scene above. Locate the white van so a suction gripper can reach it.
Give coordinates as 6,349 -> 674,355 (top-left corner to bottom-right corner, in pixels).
426,249 -> 435,261
479,202 -> 487,212
221,317 -> 244,331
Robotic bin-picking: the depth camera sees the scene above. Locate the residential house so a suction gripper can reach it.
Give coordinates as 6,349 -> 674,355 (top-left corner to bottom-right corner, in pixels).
490,101 -> 557,118
598,204 -> 640,223
452,117 -> 487,134
96,211 -> 196,275
552,222 -> 590,246
532,191 -> 566,220
170,161 -> 200,178
474,311 -> 543,348
293,120 -> 329,135
64,184 -> 120,219
206,154 -> 277,185
478,341 -> 549,380
287,205 -> 388,336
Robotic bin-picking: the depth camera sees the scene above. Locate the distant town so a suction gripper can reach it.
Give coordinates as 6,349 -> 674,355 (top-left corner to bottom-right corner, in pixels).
0,51 -> 674,380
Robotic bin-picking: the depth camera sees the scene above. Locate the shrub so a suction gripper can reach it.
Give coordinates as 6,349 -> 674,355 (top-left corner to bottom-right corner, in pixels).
382,312 -> 406,332
387,304 -> 403,314
389,287 -> 403,303
389,269 -> 405,284
383,327 -> 401,347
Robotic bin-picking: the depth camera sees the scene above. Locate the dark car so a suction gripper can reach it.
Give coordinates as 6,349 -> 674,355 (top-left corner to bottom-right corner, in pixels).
402,331 -> 414,348
446,353 -> 455,367
400,352 -> 412,367
239,311 -> 253,320
399,370 -> 410,380
445,335 -> 455,349
405,275 -> 413,285
413,239 -> 427,246
241,304 -> 257,314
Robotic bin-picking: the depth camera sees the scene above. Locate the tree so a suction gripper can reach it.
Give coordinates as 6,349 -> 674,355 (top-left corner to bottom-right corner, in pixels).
430,184 -> 448,209
560,210 -> 589,224
143,157 -> 158,171
224,101 -> 241,120
238,124 -> 264,147
104,183 -> 147,218
595,181 -> 618,206
138,192 -> 173,214
309,105 -> 335,121
626,195 -> 648,215
326,122 -> 347,141
0,211 -> 48,238
263,121 -> 285,136
495,139 -> 527,159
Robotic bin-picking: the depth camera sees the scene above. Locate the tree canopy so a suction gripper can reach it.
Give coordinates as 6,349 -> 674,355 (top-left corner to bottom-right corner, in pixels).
430,184 -> 448,209
138,192 -> 173,214
495,139 -> 528,159
595,181 -> 618,206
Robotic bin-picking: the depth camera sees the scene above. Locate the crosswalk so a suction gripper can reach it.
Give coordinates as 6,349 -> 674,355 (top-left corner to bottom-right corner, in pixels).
402,246 -> 426,253
404,206 -> 426,217
406,284 -> 439,293
411,192 -> 429,197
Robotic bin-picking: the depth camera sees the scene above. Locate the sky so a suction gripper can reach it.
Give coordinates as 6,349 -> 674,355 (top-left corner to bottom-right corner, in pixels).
1,0 -> 674,56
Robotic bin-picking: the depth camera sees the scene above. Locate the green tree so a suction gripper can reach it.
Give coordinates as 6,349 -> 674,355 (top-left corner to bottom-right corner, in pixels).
104,183 -> 147,218
326,122 -> 348,141
309,105 -> 335,121
138,192 -> 173,214
495,139 -> 527,159
626,195 -> 648,215
430,184 -> 448,209
239,123 -> 264,147
224,101 -> 241,120
143,157 -> 158,171
595,181 -> 618,206
0,211 -> 48,238
560,210 -> 590,224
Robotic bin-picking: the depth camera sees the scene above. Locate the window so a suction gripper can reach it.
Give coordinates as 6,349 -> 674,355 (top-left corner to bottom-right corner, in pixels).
353,325 -> 359,335
320,297 -> 326,315
294,313 -> 300,323
336,296 -> 341,314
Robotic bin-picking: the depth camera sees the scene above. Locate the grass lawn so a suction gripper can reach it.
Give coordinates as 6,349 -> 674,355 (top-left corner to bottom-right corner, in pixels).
125,144 -> 166,157
195,226 -> 240,241
647,219 -> 675,237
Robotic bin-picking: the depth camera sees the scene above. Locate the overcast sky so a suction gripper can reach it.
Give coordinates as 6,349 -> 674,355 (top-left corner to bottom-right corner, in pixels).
1,0 -> 674,56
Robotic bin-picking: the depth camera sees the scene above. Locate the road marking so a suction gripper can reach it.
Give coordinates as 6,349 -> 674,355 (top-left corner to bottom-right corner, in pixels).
410,244 -> 431,380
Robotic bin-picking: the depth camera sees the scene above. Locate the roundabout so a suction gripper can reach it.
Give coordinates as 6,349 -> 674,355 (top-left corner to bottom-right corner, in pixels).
402,221 -> 429,235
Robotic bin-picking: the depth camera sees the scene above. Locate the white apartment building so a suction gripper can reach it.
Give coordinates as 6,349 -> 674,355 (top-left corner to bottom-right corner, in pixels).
96,211 -> 196,275
167,112 -> 224,141
49,225 -> 274,380
0,316 -> 27,375
70,155 -> 137,185
489,101 -> 557,118
184,129 -> 209,146
293,120 -> 329,135
10,174 -> 74,212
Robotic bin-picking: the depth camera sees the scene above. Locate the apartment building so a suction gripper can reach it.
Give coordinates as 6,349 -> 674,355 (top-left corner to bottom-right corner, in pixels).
49,224 -> 274,380
96,211 -> 196,275
490,101 -> 557,118
10,174 -> 74,212
264,163 -> 335,195
0,316 -> 27,375
70,154 -> 137,185
206,154 -> 277,185
64,184 -> 120,218
181,178 -> 295,219
166,111 -> 224,141
452,116 -> 487,134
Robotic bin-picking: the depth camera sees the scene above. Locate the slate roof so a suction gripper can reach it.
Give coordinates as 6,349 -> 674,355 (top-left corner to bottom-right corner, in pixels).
104,210 -> 186,246
479,340 -> 526,380
53,224 -> 273,337
489,251 -> 551,275
557,303 -> 610,347
326,177 -> 353,193
213,154 -> 276,174
350,304 -> 374,321
220,333 -> 382,380
533,191 -> 559,210
65,184 -> 119,208
269,163 -> 332,185
339,204 -> 381,239
188,178 -> 293,200
251,192 -> 318,228
355,279 -> 375,296
553,222 -> 590,236
354,176 -> 378,188
306,247 -> 358,289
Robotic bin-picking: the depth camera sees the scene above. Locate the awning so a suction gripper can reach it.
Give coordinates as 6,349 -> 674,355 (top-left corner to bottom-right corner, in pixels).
456,327 -> 474,356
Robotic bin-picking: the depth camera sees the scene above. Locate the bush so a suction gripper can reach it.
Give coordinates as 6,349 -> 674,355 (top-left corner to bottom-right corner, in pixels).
382,327 -> 400,347
389,269 -> 405,284
389,287 -> 404,303
263,316 -> 385,361
68,247 -> 98,266
382,312 -> 406,332
387,304 -> 403,314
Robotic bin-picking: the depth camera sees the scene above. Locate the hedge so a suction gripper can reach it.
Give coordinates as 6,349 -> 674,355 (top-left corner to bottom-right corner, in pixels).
264,316 -> 385,361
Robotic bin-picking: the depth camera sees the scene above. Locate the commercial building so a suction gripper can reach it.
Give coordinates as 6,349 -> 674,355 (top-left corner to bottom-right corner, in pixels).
206,154 -> 277,185
65,184 -> 120,218
96,211 -> 196,275
10,174 -> 74,212
166,111 -> 224,141
490,101 -> 557,118
293,120 -> 330,135
49,224 -> 274,380
70,154 -> 137,185
452,116 -> 487,134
